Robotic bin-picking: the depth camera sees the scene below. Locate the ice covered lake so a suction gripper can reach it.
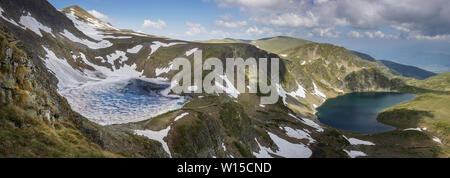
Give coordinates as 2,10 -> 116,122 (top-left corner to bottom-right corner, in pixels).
316,92 -> 416,134
59,78 -> 187,125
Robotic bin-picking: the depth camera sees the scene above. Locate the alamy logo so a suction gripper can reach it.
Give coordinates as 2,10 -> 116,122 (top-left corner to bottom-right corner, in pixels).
170,50 -> 280,105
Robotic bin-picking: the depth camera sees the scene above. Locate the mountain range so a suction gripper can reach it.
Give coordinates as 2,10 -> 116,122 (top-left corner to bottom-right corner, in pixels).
0,0 -> 448,158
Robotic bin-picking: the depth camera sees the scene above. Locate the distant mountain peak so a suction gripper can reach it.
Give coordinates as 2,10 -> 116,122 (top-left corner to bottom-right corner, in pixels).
250,36 -> 311,53
258,36 -> 292,41
350,51 -> 436,80
61,5 -> 117,31
379,60 -> 436,80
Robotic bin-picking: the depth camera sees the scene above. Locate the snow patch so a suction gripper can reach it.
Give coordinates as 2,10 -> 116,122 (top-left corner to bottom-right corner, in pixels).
40,47 -> 93,89
174,112 -> 189,122
155,63 -> 173,76
403,128 -> 426,132
222,142 -> 227,152
63,10 -> 116,48
60,29 -> 113,49
343,136 -> 375,146
95,56 -> 106,63
65,10 -> 113,40
287,82 -> 306,99
135,127 -> 172,157
185,48 -> 198,56
149,41 -> 186,58
432,136 -> 442,144
103,35 -> 132,39
344,150 -> 367,158
267,132 -> 312,158
127,45 -> 143,54
283,127 -> 315,144
276,84 -> 288,105
276,82 -> 306,105
0,7 -> 22,27
253,139 -> 273,158
301,118 -> 324,132
288,113 -> 324,132
106,50 -> 128,69
19,12 -> 54,37
130,32 -> 150,37
312,82 -> 326,98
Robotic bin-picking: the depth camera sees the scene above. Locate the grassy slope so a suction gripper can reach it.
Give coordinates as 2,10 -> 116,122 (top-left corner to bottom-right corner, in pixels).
196,38 -> 248,44
378,73 -> 450,157
407,72 -> 450,91
0,105 -> 117,158
197,36 -> 311,54
250,37 -> 311,54
0,30 -> 117,158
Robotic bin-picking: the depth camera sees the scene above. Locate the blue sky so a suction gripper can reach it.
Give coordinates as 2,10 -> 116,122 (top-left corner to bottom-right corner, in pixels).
48,0 -> 450,73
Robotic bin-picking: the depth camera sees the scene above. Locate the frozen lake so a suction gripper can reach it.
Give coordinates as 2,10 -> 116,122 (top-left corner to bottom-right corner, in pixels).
60,78 -> 187,125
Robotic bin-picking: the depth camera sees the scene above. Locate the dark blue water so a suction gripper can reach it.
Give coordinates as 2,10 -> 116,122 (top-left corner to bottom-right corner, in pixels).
316,92 -> 416,134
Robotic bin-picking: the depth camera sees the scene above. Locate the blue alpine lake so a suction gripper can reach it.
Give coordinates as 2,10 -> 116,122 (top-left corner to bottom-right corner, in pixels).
316,92 -> 416,134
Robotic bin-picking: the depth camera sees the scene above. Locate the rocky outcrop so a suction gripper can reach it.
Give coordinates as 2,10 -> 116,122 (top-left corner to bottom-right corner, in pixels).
344,68 -> 405,92
0,30 -> 113,157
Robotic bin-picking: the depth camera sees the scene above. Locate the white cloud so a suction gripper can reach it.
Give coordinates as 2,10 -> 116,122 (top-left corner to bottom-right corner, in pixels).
314,0 -> 329,4
215,0 -> 281,8
391,24 -> 412,33
220,14 -> 233,20
186,21 -> 207,36
88,10 -> 111,21
214,0 -> 450,39
360,31 -> 399,39
374,31 -> 385,38
410,34 -> 450,40
215,20 -> 247,28
245,26 -> 281,37
142,19 -> 167,29
266,12 -> 319,28
365,31 -> 374,39
348,31 -> 363,38
246,26 -> 264,35
312,27 -> 340,38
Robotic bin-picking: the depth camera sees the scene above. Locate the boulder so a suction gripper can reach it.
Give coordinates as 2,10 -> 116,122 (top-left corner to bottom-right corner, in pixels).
5,47 -> 12,63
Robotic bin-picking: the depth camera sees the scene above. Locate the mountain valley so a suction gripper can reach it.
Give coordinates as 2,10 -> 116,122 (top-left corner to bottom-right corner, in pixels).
0,0 -> 448,158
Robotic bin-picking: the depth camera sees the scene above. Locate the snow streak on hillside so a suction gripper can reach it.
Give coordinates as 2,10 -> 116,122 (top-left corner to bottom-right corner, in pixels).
0,7 -> 54,37
61,8 -> 115,49
253,132 -> 312,158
